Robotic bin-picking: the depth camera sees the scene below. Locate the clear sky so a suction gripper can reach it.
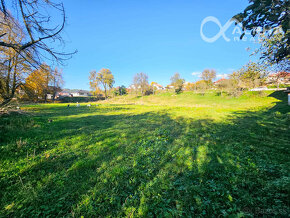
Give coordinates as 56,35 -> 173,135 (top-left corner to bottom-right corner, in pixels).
60,0 -> 259,89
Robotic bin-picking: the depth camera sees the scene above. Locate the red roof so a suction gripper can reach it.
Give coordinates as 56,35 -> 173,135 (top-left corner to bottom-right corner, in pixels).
269,72 -> 290,77
214,78 -> 227,84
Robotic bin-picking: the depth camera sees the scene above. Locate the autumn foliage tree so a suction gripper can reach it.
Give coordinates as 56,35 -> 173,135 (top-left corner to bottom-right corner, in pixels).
183,82 -> 195,91
194,80 -> 207,95
89,71 -> 101,97
201,69 -> 216,88
89,68 -> 115,99
25,64 -> 52,102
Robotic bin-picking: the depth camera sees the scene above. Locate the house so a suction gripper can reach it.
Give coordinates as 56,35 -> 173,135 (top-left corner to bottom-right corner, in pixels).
266,72 -> 290,86
127,85 -> 137,93
213,78 -> 228,86
165,85 -> 175,90
57,91 -> 72,98
128,84 -> 137,90
151,83 -> 164,90
70,90 -> 91,97
56,89 -> 92,98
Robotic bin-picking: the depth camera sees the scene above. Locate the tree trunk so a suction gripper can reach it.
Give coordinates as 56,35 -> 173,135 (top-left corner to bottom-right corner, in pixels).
104,88 -> 107,99
0,60 -> 18,108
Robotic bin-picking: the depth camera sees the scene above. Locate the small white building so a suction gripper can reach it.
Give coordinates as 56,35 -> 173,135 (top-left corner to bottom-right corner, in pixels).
152,83 -> 165,90
71,90 -> 90,97
56,89 -> 92,98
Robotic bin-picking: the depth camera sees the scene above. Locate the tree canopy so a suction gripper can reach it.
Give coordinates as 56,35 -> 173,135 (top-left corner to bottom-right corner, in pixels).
201,69 -> 216,87
256,30 -> 290,70
233,0 -> 289,63
170,73 -> 185,94
133,72 -> 149,96
89,68 -> 115,99
233,62 -> 267,89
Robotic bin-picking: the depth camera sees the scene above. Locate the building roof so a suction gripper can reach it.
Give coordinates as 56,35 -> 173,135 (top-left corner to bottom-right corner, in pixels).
62,89 -> 91,94
268,72 -> 290,78
214,78 -> 227,84
152,83 -> 164,88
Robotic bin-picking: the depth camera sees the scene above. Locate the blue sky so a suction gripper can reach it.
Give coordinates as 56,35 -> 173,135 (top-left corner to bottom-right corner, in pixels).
60,0 -> 259,89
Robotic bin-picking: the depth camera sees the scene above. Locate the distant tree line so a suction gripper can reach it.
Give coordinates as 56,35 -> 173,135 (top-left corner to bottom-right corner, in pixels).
87,56 -> 288,99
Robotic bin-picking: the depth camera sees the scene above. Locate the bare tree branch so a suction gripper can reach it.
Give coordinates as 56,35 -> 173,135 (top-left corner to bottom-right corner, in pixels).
0,0 -> 76,65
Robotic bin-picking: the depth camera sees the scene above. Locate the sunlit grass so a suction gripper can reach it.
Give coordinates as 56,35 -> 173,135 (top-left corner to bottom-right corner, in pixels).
0,91 -> 289,217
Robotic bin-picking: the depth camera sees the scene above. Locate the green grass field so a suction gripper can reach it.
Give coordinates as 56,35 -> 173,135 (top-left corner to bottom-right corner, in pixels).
0,91 -> 289,217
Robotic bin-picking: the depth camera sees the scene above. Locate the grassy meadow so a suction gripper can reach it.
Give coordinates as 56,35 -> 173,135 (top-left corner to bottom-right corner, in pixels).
0,91 -> 289,217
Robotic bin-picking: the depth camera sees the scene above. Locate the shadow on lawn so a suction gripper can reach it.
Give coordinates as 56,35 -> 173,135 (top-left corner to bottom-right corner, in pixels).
0,105 -> 133,162
267,91 -> 289,114
27,104 -> 133,117
0,92 -> 289,217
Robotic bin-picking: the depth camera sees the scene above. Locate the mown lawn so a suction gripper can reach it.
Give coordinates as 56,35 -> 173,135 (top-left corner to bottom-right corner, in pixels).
0,91 -> 289,217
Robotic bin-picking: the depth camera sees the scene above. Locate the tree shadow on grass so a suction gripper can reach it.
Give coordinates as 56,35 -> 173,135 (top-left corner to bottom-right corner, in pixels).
25,104 -> 133,118
1,111 -> 182,216
267,91 -> 289,114
0,92 -> 289,217
0,104 -> 133,152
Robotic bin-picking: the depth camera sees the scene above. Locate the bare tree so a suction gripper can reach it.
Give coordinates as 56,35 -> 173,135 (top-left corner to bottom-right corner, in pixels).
133,72 -> 149,96
0,0 -> 75,65
0,1 -> 74,107
50,67 -> 63,102
201,69 -> 216,88
0,14 -> 32,106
